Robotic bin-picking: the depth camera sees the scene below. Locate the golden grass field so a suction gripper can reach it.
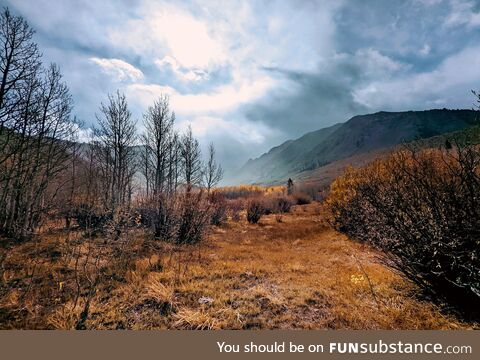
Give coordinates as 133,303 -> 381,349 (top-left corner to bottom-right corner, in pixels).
0,203 -> 475,329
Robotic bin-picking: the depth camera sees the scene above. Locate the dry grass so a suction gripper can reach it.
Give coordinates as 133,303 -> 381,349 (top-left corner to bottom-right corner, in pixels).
0,203 -> 476,329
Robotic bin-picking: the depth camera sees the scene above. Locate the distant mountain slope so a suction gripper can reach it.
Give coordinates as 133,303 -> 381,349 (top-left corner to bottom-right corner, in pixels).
238,109 -> 478,184
239,123 -> 342,184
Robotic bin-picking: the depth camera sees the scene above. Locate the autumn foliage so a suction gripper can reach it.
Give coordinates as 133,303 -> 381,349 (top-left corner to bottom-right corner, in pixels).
325,134 -> 480,318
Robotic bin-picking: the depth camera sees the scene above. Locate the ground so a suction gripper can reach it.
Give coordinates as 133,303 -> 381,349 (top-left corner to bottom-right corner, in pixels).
0,203 -> 475,329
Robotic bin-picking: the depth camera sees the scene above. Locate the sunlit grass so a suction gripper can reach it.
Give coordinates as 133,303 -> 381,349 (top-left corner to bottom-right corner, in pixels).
0,203 -> 474,329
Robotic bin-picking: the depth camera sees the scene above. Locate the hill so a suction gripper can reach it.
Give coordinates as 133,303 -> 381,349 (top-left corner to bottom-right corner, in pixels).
238,109 -> 478,184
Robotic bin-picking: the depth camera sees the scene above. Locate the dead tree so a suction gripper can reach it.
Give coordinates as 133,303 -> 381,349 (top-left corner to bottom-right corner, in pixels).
203,142 -> 223,193
0,9 -> 74,236
0,7 -> 41,138
94,91 -> 137,214
0,61 -> 76,236
180,125 -> 202,192
142,94 -> 173,195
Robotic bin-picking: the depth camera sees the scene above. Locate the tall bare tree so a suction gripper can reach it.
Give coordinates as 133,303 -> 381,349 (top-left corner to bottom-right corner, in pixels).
0,61 -> 76,236
0,7 -> 78,236
180,125 -> 202,192
203,142 -> 223,193
94,91 -> 137,213
142,94 -> 173,195
0,8 -> 40,124
140,133 -> 152,196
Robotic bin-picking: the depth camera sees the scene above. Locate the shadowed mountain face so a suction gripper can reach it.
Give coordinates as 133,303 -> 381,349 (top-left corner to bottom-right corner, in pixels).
238,109 -> 478,184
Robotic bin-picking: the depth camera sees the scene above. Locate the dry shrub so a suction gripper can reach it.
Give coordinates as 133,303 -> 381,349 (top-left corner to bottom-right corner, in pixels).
73,203 -> 111,231
176,191 -> 211,244
274,196 -> 293,214
292,192 -> 312,205
325,136 -> 480,318
226,199 -> 244,222
135,191 -> 211,244
294,183 -> 327,201
215,185 -> 285,200
208,193 -> 228,226
135,195 -> 178,240
246,199 -> 264,224
262,195 -> 293,215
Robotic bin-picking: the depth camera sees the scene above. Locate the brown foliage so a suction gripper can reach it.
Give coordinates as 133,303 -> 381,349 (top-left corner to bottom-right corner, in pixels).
1,203 -> 473,329
325,136 -> 480,319
246,199 -> 264,224
292,192 -> 312,205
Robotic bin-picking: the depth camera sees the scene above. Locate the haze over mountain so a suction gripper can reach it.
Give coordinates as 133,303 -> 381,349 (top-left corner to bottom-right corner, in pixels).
238,109 -> 478,185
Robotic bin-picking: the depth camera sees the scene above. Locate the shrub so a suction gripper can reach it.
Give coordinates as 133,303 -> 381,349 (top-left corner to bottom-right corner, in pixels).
74,204 -> 111,231
262,195 -> 294,215
325,139 -> 480,318
274,196 -> 293,214
209,193 -> 228,226
153,195 -> 179,240
135,195 -> 178,240
246,199 -> 264,224
176,191 -> 211,244
214,185 -> 285,199
135,191 -> 211,244
227,199 -> 244,222
292,192 -> 312,205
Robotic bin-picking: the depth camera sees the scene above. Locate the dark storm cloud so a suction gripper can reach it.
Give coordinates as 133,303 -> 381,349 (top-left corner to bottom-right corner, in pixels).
243,65 -> 367,137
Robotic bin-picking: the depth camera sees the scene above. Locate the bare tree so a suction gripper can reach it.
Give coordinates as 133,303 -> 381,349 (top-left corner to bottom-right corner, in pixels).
180,125 -> 202,192
142,94 -> 173,195
203,142 -> 223,193
94,91 -> 137,213
0,62 -> 76,236
140,133 -> 153,196
167,128 -> 180,194
0,7 -> 40,127
0,7 -> 78,237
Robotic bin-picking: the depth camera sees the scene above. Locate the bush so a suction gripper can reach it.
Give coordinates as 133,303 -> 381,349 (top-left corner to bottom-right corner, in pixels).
274,196 -> 293,214
135,191 -> 211,244
176,191 -> 211,244
292,192 -> 312,205
262,195 -> 293,215
227,199 -> 244,222
209,193 -> 228,226
246,199 -> 264,224
325,140 -> 480,318
135,195 -> 178,240
74,204 -> 111,230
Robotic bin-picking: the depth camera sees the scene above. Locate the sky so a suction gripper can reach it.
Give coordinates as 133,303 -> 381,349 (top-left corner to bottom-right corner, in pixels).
4,0 -> 480,181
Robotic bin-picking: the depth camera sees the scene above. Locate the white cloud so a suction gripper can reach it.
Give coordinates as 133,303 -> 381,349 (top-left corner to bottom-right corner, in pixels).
89,57 -> 143,82
126,76 -> 276,116
353,46 -> 480,109
355,48 -> 408,76
108,4 -> 226,69
178,116 -> 268,144
445,0 -> 480,28
155,56 -> 209,82
76,127 -> 94,143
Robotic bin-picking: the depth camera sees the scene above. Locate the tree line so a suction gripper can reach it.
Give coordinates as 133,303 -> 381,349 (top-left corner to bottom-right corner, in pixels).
0,7 -> 223,240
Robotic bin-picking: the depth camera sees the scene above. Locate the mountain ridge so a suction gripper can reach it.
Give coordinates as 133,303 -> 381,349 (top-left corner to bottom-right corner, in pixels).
238,109 -> 478,184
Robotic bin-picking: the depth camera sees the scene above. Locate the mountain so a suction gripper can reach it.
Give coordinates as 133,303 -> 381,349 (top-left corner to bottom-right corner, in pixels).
238,109 -> 478,185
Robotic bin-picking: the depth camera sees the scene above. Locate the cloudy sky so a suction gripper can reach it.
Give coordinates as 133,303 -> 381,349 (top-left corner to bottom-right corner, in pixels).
5,0 -> 480,180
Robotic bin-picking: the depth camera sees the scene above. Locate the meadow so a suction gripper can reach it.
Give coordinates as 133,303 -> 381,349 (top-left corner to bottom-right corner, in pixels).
0,200 -> 474,329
